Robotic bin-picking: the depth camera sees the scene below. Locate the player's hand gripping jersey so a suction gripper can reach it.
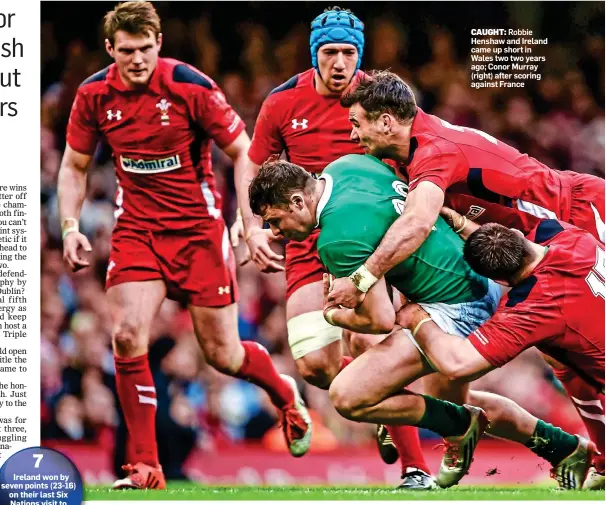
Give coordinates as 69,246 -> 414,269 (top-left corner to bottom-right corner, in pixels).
248,69 -> 366,298
316,154 -> 488,304
401,109 -> 605,242
67,58 -> 245,231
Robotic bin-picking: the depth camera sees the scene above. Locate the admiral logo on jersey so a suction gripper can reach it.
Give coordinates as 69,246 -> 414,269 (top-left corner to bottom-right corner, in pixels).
120,154 -> 182,174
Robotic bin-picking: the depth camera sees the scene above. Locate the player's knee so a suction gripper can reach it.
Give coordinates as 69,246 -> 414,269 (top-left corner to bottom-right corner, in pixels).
112,322 -> 146,357
287,311 -> 342,388
328,376 -> 367,421
296,352 -> 339,390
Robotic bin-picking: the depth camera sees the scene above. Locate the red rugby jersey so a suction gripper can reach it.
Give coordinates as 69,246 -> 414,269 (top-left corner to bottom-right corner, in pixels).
402,109 -> 587,222
66,57 -> 245,231
468,220 -> 605,393
248,68 -> 365,173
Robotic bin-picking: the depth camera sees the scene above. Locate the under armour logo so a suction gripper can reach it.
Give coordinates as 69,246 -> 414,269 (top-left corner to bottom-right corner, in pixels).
107,109 -> 122,121
218,286 -> 231,295
291,118 -> 308,130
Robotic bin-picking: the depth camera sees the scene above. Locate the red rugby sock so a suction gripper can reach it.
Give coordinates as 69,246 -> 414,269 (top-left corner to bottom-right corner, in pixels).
114,354 -> 159,467
554,366 -> 605,471
236,341 -> 295,409
387,425 -> 431,475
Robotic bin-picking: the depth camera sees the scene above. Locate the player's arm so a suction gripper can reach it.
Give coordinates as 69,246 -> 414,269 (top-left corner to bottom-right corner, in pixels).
239,95 -> 287,273
57,144 -> 93,271
328,181 -> 445,307
233,155 -> 284,272
323,274 -> 395,334
439,205 -> 480,241
444,193 -> 543,237
396,304 -> 493,382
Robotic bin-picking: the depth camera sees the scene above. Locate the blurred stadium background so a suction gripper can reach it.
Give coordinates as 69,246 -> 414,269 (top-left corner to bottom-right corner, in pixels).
40,1 -> 604,485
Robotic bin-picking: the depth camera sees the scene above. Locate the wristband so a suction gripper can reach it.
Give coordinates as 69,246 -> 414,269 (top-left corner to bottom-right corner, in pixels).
349,264 -> 378,293
455,216 -> 467,234
324,308 -> 338,326
412,317 -> 433,338
62,226 -> 79,240
61,217 -> 79,240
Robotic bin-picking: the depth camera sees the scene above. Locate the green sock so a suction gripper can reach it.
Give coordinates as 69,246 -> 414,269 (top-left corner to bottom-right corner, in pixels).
415,395 -> 472,438
525,420 -> 578,466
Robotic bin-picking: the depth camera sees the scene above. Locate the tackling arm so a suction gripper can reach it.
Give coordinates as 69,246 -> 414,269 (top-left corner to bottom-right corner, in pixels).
397,304 -> 494,382
328,181 -> 444,307
364,181 -> 445,277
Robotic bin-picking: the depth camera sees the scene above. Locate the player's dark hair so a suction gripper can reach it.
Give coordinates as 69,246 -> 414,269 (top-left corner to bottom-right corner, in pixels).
104,1 -> 161,45
341,70 -> 417,122
464,223 -> 532,283
249,158 -> 314,216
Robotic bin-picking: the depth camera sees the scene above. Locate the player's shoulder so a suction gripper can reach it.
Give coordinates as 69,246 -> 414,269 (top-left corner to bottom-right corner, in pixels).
78,65 -> 112,92
265,69 -> 314,100
411,110 -> 468,157
162,58 -> 215,90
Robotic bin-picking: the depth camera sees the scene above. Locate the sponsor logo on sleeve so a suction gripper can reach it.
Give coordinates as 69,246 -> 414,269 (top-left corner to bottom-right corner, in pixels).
120,154 -> 182,174
465,205 -> 486,221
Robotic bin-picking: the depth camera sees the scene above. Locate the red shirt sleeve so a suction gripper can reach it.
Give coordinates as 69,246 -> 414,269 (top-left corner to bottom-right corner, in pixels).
194,81 -> 246,149
248,95 -> 285,166
66,88 -> 99,155
444,193 -> 543,235
468,279 -> 564,367
408,139 -> 468,192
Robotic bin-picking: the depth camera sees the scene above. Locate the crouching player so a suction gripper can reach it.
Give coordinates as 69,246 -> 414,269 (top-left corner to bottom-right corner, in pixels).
398,208 -> 605,490
248,154 -> 593,488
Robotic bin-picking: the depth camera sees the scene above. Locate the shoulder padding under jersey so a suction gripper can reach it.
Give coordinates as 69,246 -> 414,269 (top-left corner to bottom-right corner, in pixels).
80,67 -> 110,87
173,64 -> 213,89
268,74 -> 299,96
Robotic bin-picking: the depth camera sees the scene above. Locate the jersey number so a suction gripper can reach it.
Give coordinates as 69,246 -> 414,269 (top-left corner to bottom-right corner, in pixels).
440,119 -> 498,145
391,181 -> 408,215
585,246 -> 606,299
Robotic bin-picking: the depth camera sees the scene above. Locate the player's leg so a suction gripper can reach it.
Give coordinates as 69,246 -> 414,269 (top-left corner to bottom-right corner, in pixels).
287,280 -> 344,389
189,302 -> 311,456
549,363 -> 605,489
183,220 -> 311,456
329,329 -> 488,487
286,242 -> 431,487
106,229 -> 168,490
416,286 -> 594,488
108,280 -> 167,488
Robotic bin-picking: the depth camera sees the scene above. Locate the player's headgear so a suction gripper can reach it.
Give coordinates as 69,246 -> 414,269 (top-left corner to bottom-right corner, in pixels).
310,8 -> 365,72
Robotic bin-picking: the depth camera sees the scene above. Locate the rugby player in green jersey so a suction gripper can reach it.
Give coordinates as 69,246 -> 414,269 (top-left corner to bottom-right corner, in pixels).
248,154 -> 593,489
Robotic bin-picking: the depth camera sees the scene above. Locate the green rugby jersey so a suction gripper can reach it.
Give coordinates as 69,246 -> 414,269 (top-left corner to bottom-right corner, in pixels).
316,154 -> 488,304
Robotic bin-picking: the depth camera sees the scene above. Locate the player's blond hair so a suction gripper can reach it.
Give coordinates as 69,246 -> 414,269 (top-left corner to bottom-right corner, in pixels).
104,1 -> 161,45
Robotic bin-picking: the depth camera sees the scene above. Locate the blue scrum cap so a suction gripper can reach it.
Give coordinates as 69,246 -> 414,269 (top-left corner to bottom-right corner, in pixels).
310,8 -> 364,72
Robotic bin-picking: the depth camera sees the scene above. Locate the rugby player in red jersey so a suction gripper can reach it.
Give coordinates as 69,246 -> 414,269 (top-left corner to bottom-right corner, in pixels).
234,7 -> 433,489
328,70 -> 605,303
58,1 -> 311,490
397,214 -> 605,489
326,70 -> 605,486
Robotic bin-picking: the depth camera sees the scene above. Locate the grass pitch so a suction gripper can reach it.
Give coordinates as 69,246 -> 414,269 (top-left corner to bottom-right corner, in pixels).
85,483 -> 605,500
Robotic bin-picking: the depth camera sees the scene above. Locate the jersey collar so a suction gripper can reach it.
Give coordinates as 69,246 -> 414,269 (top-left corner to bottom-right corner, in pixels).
107,58 -> 163,94
315,173 -> 334,227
